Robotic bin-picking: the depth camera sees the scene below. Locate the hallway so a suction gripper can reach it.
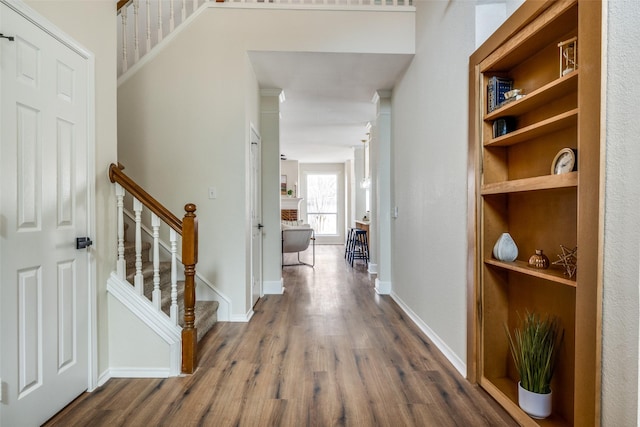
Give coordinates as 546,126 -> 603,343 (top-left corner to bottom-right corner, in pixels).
46,245 -> 516,426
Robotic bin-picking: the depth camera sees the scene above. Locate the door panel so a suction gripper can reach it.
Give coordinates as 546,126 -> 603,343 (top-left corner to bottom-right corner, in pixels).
1,3 -> 90,425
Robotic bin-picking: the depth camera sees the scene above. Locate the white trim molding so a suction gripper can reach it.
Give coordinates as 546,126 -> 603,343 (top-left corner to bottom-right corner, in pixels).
107,273 -> 182,376
390,291 -> 466,378
368,262 -> 378,275
108,367 -> 173,379
375,278 -> 391,295
263,278 -> 284,295
230,309 -> 255,322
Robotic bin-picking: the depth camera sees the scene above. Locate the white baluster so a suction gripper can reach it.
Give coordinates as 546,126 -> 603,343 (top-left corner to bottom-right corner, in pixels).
157,0 -> 163,43
151,213 -> 161,310
181,0 -> 186,22
146,0 -> 151,53
121,9 -> 128,73
170,229 -> 178,325
133,0 -> 140,62
169,0 -> 175,32
133,198 -> 144,295
193,0 -> 198,13
116,183 -> 126,279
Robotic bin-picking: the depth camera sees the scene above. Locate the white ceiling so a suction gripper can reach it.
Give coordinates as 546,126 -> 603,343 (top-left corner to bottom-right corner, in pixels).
249,51 -> 413,163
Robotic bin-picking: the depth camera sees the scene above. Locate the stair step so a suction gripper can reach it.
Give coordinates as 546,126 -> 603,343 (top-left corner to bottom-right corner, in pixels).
123,241 -> 151,269
185,301 -> 219,342
121,238 -> 218,344
126,261 -> 172,296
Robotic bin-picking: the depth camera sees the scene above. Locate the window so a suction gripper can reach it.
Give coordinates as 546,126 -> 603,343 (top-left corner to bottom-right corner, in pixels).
306,174 -> 337,235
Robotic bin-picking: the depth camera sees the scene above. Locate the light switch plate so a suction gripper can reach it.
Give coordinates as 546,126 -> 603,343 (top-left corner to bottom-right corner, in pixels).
208,187 -> 217,199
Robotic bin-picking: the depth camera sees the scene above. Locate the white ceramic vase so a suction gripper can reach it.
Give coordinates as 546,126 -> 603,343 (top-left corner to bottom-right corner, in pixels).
493,232 -> 518,262
518,382 -> 552,419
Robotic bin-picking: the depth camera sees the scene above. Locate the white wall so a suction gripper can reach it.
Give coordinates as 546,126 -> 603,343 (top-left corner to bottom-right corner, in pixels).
280,160 -> 299,196
117,6 -> 414,317
24,0 -> 118,381
602,1 -> 640,424
391,0 -> 475,372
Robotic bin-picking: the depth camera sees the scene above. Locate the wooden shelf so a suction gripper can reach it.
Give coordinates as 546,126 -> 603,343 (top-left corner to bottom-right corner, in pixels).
485,109 -> 578,147
482,377 -> 571,427
485,259 -> 577,287
482,172 -> 577,195
485,72 -> 578,121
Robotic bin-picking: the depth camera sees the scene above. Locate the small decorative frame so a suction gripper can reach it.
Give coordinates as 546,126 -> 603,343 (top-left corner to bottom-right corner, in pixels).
558,37 -> 578,77
280,175 -> 287,195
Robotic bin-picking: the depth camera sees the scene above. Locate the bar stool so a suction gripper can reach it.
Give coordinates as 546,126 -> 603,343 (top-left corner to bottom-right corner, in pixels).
344,227 -> 356,260
347,228 -> 369,266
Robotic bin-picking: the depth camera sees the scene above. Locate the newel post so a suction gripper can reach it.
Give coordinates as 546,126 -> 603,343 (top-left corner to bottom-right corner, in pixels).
181,203 -> 198,374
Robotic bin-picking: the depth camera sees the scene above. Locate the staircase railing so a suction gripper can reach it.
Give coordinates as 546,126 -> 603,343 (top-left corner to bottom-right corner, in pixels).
108,163 -> 199,374
116,0 -> 413,77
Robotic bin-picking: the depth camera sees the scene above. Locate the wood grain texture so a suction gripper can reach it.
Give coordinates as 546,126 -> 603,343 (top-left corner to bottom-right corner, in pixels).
46,246 -> 517,427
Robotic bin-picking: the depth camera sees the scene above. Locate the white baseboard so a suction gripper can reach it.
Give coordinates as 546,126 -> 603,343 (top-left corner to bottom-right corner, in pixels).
108,367 -> 172,378
368,263 -> 378,275
263,278 -> 284,295
390,291 -> 467,378
96,369 -> 111,388
375,278 -> 391,295
230,309 -> 254,322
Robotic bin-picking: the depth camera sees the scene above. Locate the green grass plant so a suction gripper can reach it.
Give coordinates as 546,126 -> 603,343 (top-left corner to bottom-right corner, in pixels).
505,312 -> 564,394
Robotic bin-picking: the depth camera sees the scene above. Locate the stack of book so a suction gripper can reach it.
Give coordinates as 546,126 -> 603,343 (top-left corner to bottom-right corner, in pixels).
487,76 -> 513,113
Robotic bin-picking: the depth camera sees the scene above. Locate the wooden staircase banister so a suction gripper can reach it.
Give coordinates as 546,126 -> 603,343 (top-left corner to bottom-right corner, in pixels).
108,162 -> 199,374
109,163 -> 183,234
116,0 -> 130,12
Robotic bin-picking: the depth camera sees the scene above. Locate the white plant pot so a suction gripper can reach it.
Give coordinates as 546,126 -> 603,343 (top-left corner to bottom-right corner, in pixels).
518,382 -> 552,419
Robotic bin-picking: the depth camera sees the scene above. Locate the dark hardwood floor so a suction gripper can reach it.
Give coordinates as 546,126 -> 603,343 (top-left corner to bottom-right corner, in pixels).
45,245 -> 516,426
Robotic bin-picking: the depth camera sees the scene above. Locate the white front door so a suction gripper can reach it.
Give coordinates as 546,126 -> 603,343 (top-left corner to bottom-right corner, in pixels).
0,3 -> 90,426
250,127 -> 262,307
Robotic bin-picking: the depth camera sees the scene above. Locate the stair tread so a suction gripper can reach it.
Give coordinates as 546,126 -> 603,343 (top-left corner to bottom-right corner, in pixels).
119,235 -> 218,353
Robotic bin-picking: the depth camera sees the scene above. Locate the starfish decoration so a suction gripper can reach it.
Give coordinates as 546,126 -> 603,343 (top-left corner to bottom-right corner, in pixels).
552,245 -> 577,278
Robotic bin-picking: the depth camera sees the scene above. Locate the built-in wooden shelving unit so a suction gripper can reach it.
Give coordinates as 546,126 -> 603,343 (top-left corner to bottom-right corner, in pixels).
467,1 -> 603,426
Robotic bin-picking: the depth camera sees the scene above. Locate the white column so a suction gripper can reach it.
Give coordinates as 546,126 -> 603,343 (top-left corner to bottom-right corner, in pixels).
157,0 -> 163,43
120,8 -> 128,73
170,229 -> 178,324
374,93 -> 392,295
133,0 -> 140,62
133,198 -> 144,295
169,0 -> 175,32
151,213 -> 161,310
116,183 -> 126,279
145,0 -> 151,53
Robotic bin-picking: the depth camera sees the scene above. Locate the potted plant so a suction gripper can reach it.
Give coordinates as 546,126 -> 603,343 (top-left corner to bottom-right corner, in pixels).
505,311 -> 564,419
287,189 -> 294,197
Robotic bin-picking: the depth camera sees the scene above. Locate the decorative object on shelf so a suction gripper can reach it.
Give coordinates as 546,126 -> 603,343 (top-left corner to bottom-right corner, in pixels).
528,249 -> 550,269
551,147 -> 577,174
280,175 -> 287,195
505,312 -> 564,420
492,232 -> 518,262
501,88 -> 525,106
558,37 -> 578,76
493,117 -> 517,138
487,76 -> 513,113
287,189 -> 294,197
552,245 -> 577,278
